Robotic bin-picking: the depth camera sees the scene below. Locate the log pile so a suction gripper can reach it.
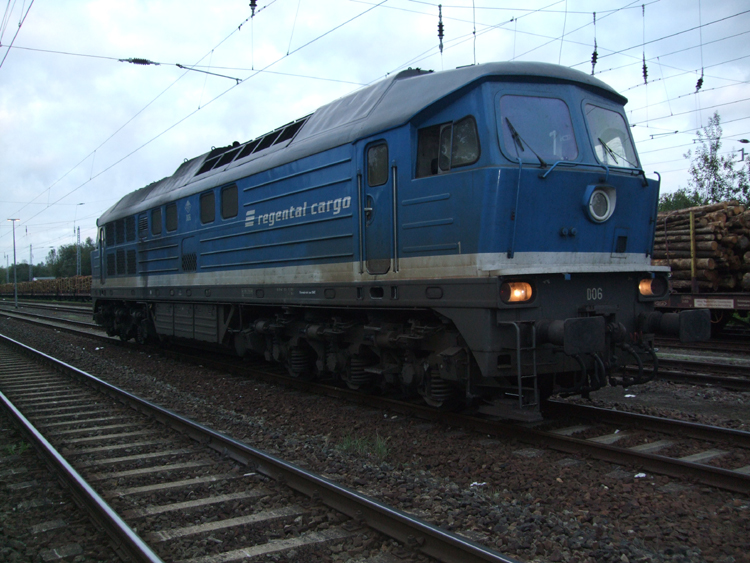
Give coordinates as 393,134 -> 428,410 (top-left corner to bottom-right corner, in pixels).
0,275 -> 92,298
653,201 -> 750,292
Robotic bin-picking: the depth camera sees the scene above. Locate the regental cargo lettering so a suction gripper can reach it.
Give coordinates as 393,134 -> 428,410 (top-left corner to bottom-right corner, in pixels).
245,196 -> 351,228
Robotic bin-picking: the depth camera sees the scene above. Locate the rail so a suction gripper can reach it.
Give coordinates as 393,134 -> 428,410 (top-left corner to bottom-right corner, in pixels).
0,333 -> 519,563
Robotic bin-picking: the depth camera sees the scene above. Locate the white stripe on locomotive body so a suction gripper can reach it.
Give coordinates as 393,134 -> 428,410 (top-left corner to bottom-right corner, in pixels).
92,251 -> 665,291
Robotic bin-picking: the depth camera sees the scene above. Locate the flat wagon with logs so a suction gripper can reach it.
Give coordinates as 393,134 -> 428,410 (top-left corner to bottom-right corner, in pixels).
0,276 -> 92,301
654,201 -> 750,332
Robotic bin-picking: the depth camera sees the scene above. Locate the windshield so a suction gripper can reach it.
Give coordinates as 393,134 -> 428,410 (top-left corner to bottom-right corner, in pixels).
585,104 -> 639,169
499,95 -> 578,164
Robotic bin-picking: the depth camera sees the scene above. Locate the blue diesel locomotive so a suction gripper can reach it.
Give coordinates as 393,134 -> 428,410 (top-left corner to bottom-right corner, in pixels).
91,61 -> 709,418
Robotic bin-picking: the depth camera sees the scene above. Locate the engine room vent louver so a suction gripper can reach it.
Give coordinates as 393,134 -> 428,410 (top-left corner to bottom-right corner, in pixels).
127,250 -> 137,274
116,250 -> 126,275
194,114 -> 311,178
138,215 -> 148,238
106,253 -> 116,276
182,253 -> 197,272
115,219 -> 125,245
126,216 -> 136,242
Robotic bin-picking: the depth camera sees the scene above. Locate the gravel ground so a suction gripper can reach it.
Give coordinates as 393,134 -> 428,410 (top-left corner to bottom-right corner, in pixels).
1,317 -> 749,563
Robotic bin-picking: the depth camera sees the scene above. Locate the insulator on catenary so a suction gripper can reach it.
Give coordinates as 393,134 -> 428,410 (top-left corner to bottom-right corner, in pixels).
437,4 -> 444,55
591,12 -> 597,75
119,58 -> 159,66
250,0 -> 257,17
591,45 -> 598,75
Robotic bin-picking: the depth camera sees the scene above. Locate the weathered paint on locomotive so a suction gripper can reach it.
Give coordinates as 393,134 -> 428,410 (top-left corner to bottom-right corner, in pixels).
91,61 -> 709,417
94,63 -> 655,281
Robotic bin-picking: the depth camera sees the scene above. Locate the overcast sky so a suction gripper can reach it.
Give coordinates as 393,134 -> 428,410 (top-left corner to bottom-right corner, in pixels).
1,0 -> 748,268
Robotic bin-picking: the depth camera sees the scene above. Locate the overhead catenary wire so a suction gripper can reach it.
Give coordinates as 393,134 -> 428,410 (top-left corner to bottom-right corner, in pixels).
0,0 -> 18,44
637,120 -> 750,153
5,0 -> 305,224
630,97 -> 750,127
403,0 -> 653,16
592,28 -> 750,77
557,0 -> 567,64
696,0 -> 704,93
511,0 -> 644,61
287,0 -> 302,55
0,0 -> 33,70
3,0 -> 390,241
620,53 -> 750,94
571,7 -> 750,71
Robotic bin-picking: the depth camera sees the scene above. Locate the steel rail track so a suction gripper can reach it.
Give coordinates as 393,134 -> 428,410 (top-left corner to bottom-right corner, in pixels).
651,355 -> 750,390
4,300 -> 92,314
159,347 -> 750,493
4,310 -> 750,493
543,400 -> 750,447
654,368 -> 750,391
658,357 -> 750,378
0,357 -> 164,562
655,337 -> 750,355
450,411 -> 750,494
0,333 -> 519,563
0,305 -> 98,331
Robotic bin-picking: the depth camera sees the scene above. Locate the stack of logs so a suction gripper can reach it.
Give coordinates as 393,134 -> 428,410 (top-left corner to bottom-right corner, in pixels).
653,201 -> 750,292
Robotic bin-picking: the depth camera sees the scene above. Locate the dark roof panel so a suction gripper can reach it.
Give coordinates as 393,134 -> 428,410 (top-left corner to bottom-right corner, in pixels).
99,62 -> 626,225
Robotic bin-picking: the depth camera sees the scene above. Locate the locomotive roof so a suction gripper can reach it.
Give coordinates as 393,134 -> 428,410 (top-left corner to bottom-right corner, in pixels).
98,61 -> 626,225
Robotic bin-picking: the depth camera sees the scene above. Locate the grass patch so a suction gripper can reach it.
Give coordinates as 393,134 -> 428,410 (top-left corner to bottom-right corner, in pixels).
338,432 -> 389,462
4,441 -> 31,456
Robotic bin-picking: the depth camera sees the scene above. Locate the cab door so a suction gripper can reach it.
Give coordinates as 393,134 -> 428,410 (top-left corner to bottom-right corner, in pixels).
362,141 -> 394,275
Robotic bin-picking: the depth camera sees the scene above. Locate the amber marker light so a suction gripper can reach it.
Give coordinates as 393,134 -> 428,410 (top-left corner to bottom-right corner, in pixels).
500,281 -> 534,303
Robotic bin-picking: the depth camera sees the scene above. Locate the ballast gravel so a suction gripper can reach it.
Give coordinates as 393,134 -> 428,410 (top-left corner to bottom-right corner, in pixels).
1,317 -> 748,563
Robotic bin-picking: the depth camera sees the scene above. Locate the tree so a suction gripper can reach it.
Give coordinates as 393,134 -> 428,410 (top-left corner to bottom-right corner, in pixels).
657,187 -> 707,212
682,112 -> 749,204
45,238 -> 96,278
658,112 -> 750,211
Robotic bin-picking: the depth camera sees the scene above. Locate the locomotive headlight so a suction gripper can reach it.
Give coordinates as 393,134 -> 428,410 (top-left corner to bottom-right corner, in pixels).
583,185 -> 616,223
500,281 -> 534,303
639,276 -> 668,298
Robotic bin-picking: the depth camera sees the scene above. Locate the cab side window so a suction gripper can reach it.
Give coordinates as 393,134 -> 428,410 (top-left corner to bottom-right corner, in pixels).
416,115 -> 479,178
151,208 -> 162,235
165,203 -> 178,232
367,144 -> 388,187
221,184 -> 238,219
200,191 -> 215,224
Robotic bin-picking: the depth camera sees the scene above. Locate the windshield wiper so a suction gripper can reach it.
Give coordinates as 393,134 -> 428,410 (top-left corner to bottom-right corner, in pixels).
598,137 -> 639,168
506,118 -> 547,168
